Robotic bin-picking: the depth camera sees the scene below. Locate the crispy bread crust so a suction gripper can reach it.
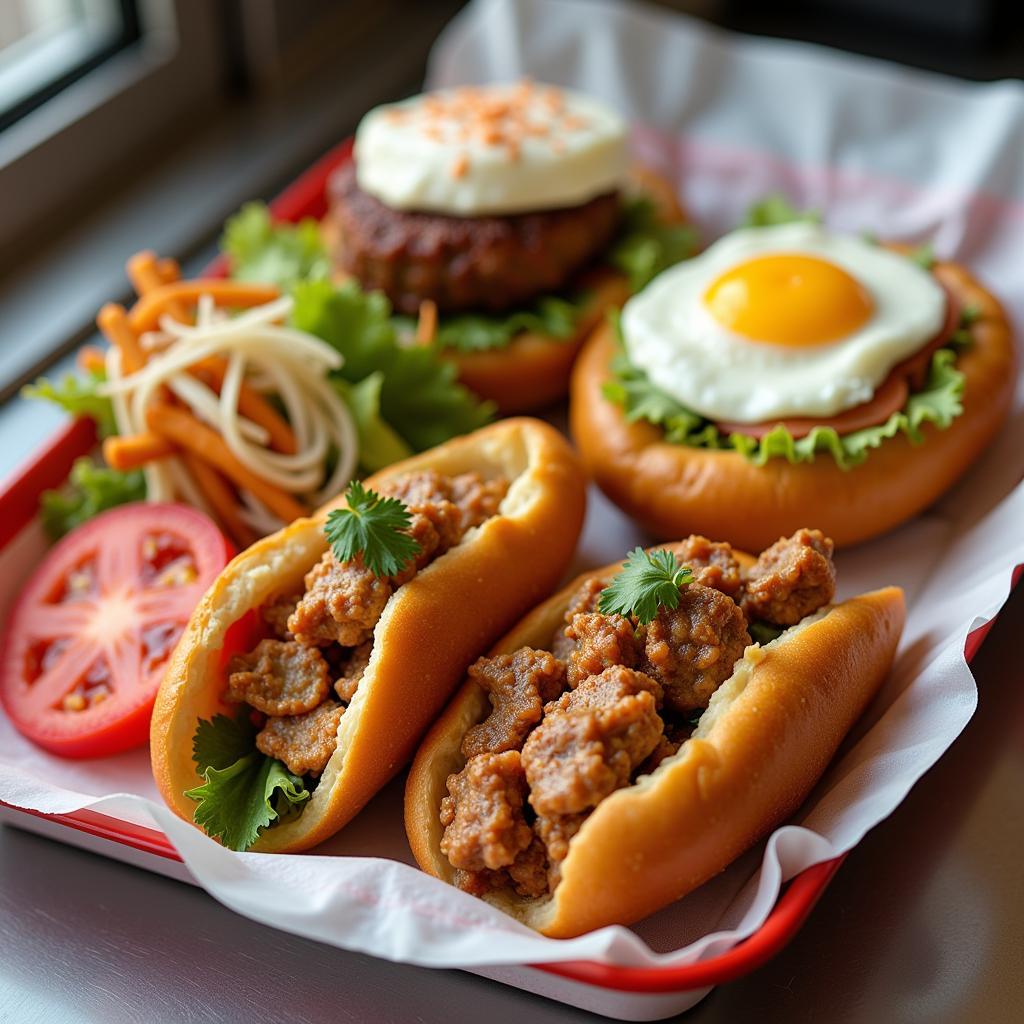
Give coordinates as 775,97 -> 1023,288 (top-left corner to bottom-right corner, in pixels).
569,259 -> 1016,550
150,418 -> 587,852
405,549 -> 904,937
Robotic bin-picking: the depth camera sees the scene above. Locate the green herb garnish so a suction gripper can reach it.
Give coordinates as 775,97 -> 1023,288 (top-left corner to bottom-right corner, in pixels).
185,713 -> 309,852
324,479 -> 421,577
598,547 -> 694,625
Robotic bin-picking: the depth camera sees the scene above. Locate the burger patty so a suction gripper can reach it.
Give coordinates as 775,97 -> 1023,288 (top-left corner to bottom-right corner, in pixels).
327,163 -> 622,315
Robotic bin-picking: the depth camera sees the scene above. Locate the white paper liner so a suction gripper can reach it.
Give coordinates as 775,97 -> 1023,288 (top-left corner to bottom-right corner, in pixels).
2,0 -> 1023,972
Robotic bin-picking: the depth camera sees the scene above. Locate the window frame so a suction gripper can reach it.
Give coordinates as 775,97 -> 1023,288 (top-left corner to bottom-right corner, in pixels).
0,0 -> 224,254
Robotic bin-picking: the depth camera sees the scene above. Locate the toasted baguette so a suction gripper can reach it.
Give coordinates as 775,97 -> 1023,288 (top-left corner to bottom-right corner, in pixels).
405,547 -> 905,937
151,418 -> 587,852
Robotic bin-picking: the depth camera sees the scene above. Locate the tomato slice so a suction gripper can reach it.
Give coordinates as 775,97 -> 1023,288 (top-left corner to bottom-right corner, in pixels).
0,503 -> 232,758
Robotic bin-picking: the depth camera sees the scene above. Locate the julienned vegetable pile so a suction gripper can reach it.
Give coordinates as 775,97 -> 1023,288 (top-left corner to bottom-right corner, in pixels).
25,247 -> 493,543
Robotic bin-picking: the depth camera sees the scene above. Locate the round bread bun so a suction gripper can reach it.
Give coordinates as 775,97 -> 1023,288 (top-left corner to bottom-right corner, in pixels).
323,164 -> 688,415
569,258 -> 1016,551
150,418 -> 587,853
405,547 -> 905,937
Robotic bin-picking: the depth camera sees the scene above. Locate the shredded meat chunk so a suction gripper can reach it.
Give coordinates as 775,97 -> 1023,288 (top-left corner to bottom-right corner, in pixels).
440,751 -> 533,872
642,584 -> 750,713
741,529 -> 836,626
566,611 -> 639,688
522,666 -> 664,817
226,639 -> 329,717
536,813 -> 586,889
256,701 -> 344,776
263,594 -> 299,640
334,641 -> 372,703
450,473 -> 509,530
289,554 -> 392,647
674,536 -> 743,597
551,577 -> 607,660
461,649 -> 567,759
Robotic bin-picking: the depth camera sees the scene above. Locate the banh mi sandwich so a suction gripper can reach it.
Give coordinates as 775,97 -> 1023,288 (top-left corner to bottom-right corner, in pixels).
406,530 -> 904,937
151,419 -> 586,852
571,217 -> 1016,550
324,80 -> 694,413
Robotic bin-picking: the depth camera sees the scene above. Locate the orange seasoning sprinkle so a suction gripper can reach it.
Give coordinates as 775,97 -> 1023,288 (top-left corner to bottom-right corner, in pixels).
450,153 -> 469,179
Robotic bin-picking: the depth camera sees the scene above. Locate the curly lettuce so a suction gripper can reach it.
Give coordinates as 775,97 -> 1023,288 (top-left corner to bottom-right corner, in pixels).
22,367 -> 116,438
40,458 -> 145,539
222,202 -> 330,291
604,322 -> 966,471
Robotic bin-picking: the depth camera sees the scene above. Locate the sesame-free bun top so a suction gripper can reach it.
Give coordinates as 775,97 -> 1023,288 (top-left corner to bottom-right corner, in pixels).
354,81 -> 628,216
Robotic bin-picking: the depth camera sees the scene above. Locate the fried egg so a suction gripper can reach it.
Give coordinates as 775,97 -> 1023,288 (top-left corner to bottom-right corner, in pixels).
620,222 -> 947,423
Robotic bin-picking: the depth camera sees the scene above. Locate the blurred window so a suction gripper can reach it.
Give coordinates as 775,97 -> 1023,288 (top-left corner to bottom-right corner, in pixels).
0,0 -> 140,132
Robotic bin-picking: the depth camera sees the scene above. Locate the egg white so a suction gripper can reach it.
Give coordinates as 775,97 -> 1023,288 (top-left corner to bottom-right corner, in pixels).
620,222 -> 947,424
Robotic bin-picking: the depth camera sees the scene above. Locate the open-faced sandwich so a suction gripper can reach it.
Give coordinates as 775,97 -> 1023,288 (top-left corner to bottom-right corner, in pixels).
324,80 -> 694,413
151,418 -> 586,852
406,529 -> 904,937
571,213 -> 1016,549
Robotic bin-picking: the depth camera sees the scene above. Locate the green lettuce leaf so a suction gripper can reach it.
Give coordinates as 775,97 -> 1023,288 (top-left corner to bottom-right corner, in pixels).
422,295 -> 580,354
291,280 -> 494,450
333,373 -> 413,473
40,458 -> 145,539
22,367 -> 117,437
604,342 -> 965,471
742,195 -> 821,228
186,713 -> 309,852
608,196 -> 699,292
222,202 -> 330,291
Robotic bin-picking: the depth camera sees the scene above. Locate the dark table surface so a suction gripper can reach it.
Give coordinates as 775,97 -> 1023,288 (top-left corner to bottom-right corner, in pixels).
2,577 -> 1022,1024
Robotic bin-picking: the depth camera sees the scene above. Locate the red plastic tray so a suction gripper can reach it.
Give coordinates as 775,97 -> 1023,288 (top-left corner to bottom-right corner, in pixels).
0,137 -> 1010,1006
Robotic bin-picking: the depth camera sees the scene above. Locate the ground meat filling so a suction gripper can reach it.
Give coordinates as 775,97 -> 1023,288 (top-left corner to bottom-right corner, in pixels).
641,584 -> 751,713
522,666 -> 664,817
263,594 -> 299,640
536,813 -> 587,890
226,469 -> 506,804
227,640 -> 330,717
334,641 -> 372,703
255,701 -> 345,777
565,611 -> 639,688
461,649 -> 567,760
289,556 -> 392,648
741,529 -> 837,626
674,536 -> 744,597
444,531 -> 837,902
551,577 -> 607,661
440,750 -> 534,873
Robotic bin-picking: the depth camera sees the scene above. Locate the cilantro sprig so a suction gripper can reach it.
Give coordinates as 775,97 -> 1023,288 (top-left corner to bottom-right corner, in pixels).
324,480 -> 421,578
598,548 -> 694,624
185,713 -> 309,852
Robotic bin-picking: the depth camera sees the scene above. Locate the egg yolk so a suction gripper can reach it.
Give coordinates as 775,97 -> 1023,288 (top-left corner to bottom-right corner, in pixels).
703,253 -> 874,347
